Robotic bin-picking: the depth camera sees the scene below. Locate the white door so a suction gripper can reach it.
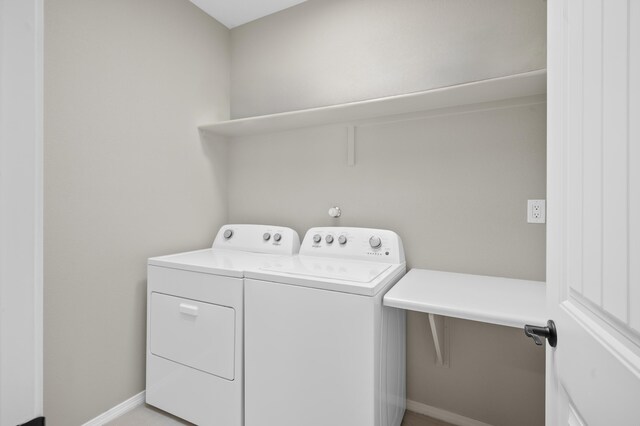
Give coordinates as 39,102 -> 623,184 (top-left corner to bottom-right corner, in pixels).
0,0 -> 43,424
546,0 -> 640,424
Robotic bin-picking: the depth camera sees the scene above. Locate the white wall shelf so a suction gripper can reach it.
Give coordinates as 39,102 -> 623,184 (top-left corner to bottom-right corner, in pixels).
199,69 -> 546,137
384,269 -> 546,363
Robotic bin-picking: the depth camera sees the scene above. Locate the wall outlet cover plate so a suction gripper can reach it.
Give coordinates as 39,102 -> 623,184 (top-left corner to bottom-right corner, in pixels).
527,199 -> 546,223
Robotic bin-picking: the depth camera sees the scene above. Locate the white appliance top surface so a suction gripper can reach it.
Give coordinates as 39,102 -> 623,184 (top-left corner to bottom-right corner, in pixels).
149,248 -> 289,278
148,224 -> 300,277
244,227 -> 406,295
245,256 -> 405,296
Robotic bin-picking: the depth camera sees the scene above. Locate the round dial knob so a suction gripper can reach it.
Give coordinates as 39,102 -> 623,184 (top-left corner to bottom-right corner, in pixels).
313,234 -> 322,244
263,232 -> 271,241
369,235 -> 382,249
223,229 -> 233,239
273,233 -> 282,242
338,235 -> 347,245
325,235 -> 334,244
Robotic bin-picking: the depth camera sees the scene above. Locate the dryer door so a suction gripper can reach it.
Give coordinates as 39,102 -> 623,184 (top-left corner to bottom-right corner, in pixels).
150,292 -> 235,380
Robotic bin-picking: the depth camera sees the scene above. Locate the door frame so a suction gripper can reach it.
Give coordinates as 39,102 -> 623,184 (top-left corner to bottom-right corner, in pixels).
0,0 -> 44,423
545,0 -> 563,422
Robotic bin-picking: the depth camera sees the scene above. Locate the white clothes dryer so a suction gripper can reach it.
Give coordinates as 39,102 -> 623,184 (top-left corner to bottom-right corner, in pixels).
243,227 -> 407,426
146,224 -> 300,426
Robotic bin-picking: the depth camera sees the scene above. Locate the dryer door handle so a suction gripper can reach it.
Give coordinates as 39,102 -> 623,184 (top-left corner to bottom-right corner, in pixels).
179,303 -> 199,317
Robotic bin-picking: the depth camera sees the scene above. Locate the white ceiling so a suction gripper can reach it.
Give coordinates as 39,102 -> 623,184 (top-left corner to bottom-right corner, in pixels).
190,0 -> 308,29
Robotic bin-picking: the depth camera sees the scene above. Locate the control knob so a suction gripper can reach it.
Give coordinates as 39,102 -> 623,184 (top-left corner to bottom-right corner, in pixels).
338,235 -> 347,245
313,234 -> 322,244
325,235 -> 334,244
369,235 -> 382,249
223,229 -> 233,239
274,233 -> 282,242
263,233 -> 271,241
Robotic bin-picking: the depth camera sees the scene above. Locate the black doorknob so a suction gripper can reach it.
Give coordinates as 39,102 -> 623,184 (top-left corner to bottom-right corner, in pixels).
524,320 -> 557,347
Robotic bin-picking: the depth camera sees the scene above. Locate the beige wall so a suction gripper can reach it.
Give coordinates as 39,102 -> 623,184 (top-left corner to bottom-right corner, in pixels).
226,99 -> 547,426
230,0 -> 547,118
43,1 -> 229,424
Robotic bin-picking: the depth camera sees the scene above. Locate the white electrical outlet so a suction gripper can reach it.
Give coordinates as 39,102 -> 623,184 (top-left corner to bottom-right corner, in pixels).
527,200 -> 546,223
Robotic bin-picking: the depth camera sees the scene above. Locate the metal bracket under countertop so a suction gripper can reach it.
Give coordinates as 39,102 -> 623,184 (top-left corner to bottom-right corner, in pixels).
428,313 -> 450,367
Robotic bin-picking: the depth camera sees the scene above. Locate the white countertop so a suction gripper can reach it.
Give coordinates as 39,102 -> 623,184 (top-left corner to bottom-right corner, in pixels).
383,269 -> 546,328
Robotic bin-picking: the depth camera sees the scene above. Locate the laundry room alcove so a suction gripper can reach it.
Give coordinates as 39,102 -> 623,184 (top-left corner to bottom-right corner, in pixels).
199,67 -> 548,426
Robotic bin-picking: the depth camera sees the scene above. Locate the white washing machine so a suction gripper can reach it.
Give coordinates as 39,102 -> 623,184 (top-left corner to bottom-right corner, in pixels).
243,227 -> 407,426
146,224 -> 300,426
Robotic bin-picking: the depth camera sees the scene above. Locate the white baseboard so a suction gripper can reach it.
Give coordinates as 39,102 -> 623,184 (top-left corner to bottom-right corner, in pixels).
81,393 -> 488,426
406,399 -> 494,426
81,391 -> 145,426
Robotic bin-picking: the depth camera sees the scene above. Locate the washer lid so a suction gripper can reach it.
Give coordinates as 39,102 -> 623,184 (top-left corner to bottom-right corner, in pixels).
246,256 -> 405,296
260,256 -> 391,283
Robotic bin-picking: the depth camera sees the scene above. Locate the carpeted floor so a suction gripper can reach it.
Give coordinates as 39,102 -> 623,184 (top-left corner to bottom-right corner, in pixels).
106,404 -> 455,426
106,405 -> 191,425
401,410 -> 457,426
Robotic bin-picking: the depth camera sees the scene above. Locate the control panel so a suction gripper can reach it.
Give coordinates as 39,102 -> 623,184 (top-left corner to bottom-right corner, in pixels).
212,224 -> 301,255
299,227 -> 405,264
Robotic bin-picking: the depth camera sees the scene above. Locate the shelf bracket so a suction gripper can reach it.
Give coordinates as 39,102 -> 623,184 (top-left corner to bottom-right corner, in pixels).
428,313 -> 449,367
347,125 -> 355,167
